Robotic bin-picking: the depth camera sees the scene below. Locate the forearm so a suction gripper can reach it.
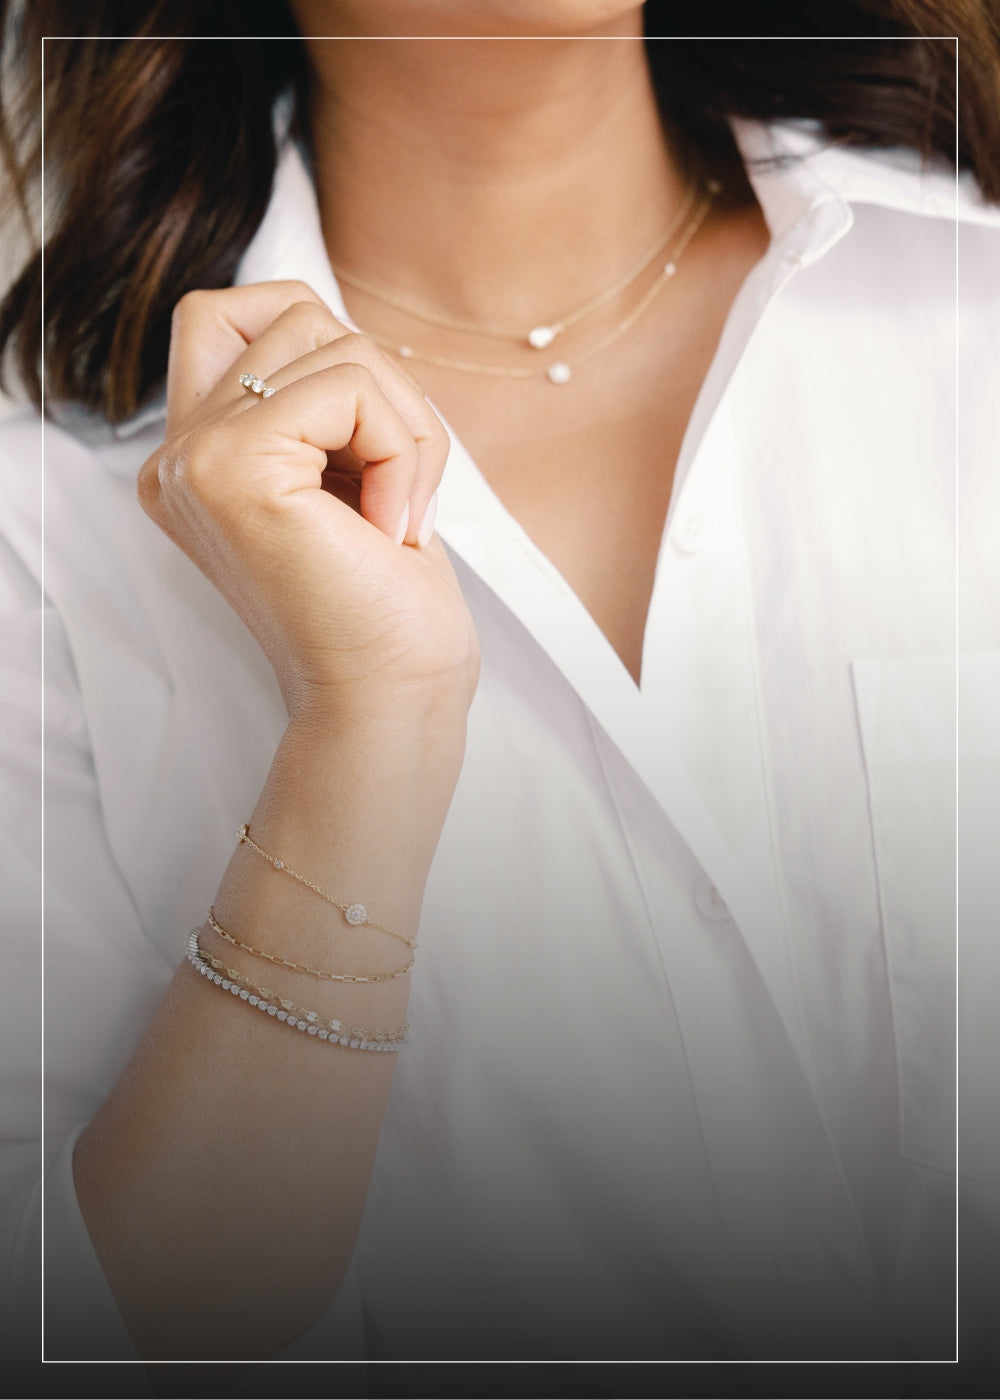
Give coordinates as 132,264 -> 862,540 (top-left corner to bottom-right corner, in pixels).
73,691 -> 467,1362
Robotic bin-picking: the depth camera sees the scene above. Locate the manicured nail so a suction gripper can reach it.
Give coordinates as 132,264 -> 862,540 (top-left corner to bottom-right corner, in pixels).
416,491 -> 438,549
393,501 -> 409,545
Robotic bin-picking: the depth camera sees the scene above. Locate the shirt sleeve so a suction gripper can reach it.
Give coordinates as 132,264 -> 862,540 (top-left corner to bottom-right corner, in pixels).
0,509 -> 46,1378
956,222 -> 1000,1381
0,417 -> 153,1378
0,415 -> 365,1375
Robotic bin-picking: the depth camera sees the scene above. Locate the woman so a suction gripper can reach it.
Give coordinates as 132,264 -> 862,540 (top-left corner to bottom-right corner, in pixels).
2,0 -> 999,1387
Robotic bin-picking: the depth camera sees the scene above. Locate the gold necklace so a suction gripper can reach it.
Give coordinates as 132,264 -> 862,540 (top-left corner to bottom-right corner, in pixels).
354,187 -> 714,385
332,178 -> 701,354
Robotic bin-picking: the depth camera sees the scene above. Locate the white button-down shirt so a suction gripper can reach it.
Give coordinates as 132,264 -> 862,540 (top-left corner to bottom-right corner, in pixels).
2,119 -> 999,1372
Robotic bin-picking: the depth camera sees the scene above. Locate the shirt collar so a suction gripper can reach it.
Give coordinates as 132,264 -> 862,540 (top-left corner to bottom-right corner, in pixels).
736,116 -> 1000,236
233,135 -> 350,322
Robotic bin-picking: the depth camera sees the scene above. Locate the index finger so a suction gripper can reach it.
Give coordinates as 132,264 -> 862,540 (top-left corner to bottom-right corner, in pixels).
166,281 -> 331,433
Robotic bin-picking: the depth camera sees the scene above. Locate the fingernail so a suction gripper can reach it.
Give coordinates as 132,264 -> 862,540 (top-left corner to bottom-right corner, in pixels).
417,491 -> 438,549
393,501 -> 409,545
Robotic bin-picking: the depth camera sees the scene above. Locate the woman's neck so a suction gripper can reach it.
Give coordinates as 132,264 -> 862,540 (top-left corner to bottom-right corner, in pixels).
294,24 -> 686,327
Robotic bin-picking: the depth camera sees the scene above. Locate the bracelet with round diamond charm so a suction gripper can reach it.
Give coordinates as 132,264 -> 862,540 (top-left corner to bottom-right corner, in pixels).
236,823 -> 417,950
185,930 -> 409,1051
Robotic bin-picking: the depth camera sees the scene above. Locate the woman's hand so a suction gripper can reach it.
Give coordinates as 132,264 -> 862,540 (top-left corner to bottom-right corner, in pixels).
138,281 -> 479,724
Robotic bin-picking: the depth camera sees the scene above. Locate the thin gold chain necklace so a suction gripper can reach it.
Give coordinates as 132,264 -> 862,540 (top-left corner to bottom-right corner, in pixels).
332,178 -> 701,354
352,186 -> 714,385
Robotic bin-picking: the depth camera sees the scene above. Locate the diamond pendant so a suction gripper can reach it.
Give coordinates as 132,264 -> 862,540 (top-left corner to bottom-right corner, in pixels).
528,325 -> 557,349
546,362 -> 572,385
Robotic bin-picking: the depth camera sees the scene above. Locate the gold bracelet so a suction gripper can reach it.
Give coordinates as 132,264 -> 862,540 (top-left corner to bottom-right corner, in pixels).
191,930 -> 409,1044
237,824 -> 417,950
206,908 -> 414,983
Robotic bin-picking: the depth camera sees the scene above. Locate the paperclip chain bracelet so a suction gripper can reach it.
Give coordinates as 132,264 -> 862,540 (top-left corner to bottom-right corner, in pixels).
206,908 -> 414,983
237,824 -> 417,950
185,931 -> 409,1051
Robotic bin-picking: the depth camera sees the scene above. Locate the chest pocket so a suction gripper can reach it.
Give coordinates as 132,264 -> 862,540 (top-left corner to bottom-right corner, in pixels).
852,654 -> 956,1171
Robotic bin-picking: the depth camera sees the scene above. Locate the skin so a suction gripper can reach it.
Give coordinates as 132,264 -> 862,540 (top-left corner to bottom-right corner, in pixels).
71,1 -> 770,1375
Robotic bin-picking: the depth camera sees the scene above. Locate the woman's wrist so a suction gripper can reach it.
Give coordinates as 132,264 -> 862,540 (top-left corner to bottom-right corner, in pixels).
283,667 -> 475,760
216,681 -> 469,948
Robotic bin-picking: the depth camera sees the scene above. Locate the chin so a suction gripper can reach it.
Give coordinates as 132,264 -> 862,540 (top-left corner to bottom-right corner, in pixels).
315,1 -> 647,38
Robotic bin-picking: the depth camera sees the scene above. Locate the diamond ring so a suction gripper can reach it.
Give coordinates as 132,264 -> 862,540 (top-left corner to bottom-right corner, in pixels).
238,371 -> 276,398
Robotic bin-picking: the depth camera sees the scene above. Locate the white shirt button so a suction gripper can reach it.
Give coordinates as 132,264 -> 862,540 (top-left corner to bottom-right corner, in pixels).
693,876 -> 732,923
670,512 -> 704,555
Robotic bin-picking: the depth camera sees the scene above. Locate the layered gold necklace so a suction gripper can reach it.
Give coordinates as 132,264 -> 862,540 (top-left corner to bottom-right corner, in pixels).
332,178 -> 717,385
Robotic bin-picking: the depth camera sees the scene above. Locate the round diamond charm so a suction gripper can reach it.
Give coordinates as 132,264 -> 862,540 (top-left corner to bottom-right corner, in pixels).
528,325 -> 557,349
345,903 -> 368,926
546,362 -> 572,385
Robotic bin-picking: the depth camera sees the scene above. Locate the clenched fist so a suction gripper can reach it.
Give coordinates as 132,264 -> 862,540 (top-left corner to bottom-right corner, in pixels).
138,281 -> 479,723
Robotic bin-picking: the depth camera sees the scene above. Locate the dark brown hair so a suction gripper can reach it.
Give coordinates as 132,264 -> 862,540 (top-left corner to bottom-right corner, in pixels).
2,1 -> 999,423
